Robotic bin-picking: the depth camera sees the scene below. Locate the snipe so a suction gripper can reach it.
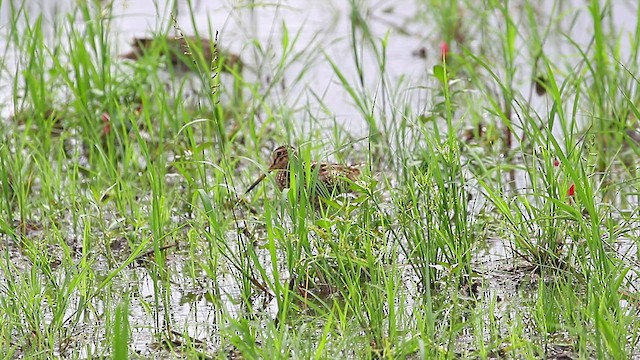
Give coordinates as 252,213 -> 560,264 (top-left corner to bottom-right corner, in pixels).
245,145 -> 361,199
121,35 -> 243,73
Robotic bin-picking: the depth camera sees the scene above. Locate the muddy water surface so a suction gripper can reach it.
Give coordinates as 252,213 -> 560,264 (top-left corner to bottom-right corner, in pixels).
1,0 -> 639,357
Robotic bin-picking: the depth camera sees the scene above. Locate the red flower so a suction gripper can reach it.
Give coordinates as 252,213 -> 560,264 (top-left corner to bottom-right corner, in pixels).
440,41 -> 449,61
553,159 -> 560,167
101,112 -> 111,135
568,183 -> 575,197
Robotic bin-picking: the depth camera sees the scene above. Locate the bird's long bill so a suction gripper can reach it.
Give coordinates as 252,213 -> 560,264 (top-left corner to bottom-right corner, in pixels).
245,173 -> 267,194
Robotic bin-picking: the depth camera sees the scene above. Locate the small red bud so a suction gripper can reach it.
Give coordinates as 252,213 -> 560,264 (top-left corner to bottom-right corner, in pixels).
101,112 -> 111,135
440,41 -> 449,61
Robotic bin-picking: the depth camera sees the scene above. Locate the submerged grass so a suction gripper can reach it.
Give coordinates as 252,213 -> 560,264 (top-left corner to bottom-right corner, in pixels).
0,0 -> 639,358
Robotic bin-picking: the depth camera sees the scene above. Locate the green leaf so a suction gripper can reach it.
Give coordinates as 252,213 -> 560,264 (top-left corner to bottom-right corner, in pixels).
112,300 -> 130,360
433,64 -> 446,84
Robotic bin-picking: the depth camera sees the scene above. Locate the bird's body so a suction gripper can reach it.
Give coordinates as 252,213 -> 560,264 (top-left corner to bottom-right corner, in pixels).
246,145 -> 361,199
121,36 -> 243,73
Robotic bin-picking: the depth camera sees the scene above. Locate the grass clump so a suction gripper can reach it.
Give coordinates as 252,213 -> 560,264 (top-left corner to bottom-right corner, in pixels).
0,0 -> 639,358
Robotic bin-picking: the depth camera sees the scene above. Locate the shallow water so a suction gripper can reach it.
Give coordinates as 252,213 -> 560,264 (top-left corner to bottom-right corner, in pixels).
2,0 -> 638,142
1,0 -> 639,357
2,0 -> 638,127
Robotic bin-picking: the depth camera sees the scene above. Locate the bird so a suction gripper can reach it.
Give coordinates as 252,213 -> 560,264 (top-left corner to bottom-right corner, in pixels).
120,35 -> 243,73
245,145 -> 362,200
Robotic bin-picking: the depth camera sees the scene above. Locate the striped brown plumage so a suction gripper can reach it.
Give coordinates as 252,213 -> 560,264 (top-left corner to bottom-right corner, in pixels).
245,145 -> 361,198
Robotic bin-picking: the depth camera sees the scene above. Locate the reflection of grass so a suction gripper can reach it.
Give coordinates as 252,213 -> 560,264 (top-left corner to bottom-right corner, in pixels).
0,0 -> 639,358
